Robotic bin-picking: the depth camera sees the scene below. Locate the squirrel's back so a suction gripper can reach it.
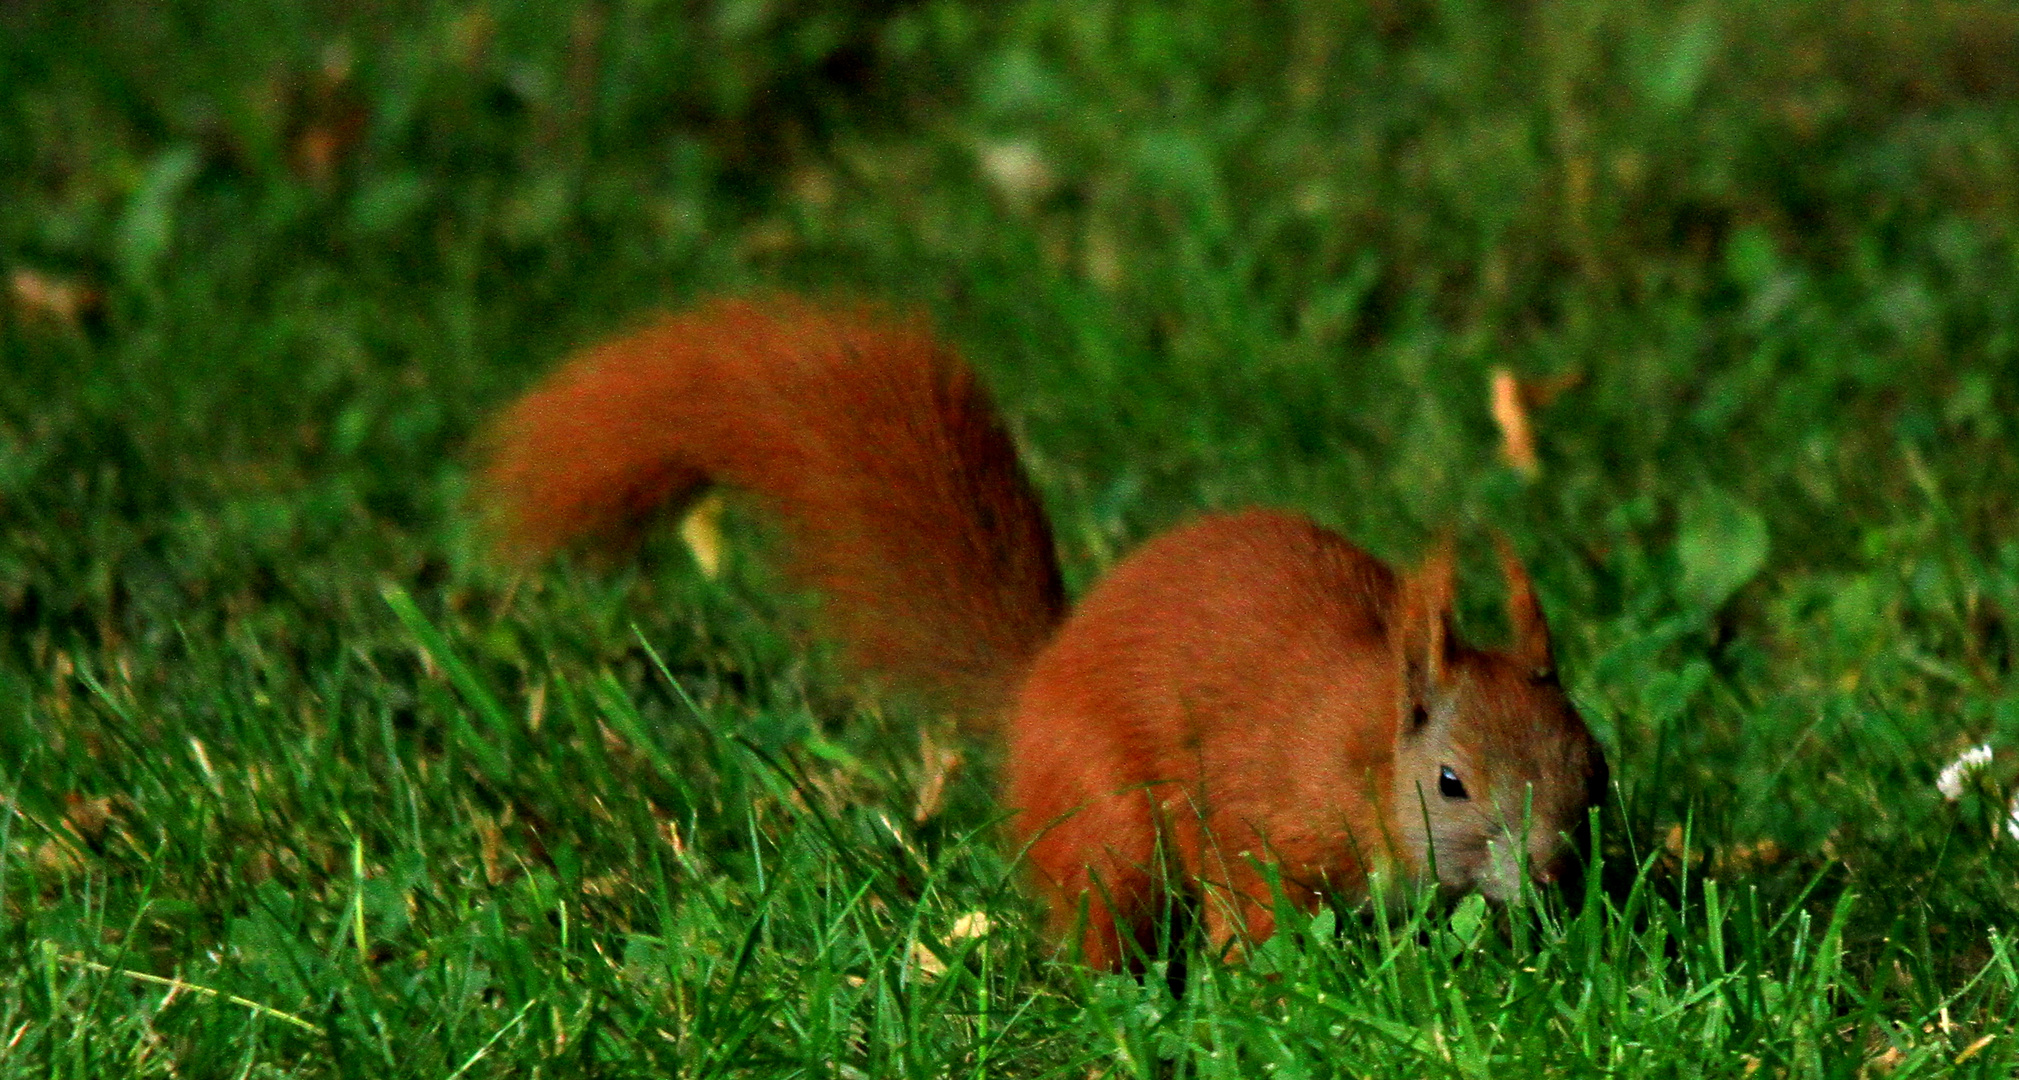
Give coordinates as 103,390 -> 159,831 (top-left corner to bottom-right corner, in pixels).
480,297 -> 1067,716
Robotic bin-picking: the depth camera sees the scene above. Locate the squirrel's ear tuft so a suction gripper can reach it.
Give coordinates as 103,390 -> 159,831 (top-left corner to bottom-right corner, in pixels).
1396,537 -> 1455,711
1491,533 -> 1552,671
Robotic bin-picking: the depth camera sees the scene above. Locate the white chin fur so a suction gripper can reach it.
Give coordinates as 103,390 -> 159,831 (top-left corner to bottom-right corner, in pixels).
1478,832 -> 1525,903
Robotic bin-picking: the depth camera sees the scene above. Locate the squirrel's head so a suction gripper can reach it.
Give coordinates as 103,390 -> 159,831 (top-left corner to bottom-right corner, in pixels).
1386,540 -> 1608,902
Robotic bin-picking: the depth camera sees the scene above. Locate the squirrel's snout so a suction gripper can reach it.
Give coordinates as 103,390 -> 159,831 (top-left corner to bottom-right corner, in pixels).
1476,825 -> 1577,902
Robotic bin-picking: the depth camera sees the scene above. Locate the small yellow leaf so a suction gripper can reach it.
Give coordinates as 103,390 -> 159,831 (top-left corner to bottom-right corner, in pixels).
680,491 -> 727,578
1956,1033 -> 1996,1065
949,912 -> 993,940
908,940 -> 947,979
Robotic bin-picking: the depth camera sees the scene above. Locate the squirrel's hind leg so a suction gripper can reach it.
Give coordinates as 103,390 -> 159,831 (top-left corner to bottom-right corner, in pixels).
1016,791 -> 1163,971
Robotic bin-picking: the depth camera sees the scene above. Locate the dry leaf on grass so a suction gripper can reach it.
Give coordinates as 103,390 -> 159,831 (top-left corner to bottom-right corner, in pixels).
912,726 -> 964,823
679,491 -> 727,578
1490,368 -> 1538,477
10,269 -> 101,325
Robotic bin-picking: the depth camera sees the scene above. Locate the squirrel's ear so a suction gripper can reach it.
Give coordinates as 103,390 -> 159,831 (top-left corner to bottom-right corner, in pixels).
1492,533 -> 1553,673
1396,538 -> 1456,712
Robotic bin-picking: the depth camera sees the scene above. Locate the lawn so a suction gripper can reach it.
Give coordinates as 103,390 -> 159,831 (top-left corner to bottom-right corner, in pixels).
3,0 -> 2018,1075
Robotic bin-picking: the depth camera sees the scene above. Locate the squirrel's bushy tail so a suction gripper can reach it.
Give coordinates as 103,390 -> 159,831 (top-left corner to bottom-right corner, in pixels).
479,296 -> 1067,718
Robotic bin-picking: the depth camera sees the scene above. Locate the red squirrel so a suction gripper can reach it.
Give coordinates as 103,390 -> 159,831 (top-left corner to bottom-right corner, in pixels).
479,296 -> 1608,969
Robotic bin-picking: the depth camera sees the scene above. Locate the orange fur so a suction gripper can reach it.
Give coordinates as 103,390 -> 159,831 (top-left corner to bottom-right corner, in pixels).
478,296 -> 1607,969
479,296 -> 1066,715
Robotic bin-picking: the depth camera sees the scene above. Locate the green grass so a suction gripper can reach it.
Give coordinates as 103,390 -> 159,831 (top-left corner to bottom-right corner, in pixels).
3,0 -> 2019,1074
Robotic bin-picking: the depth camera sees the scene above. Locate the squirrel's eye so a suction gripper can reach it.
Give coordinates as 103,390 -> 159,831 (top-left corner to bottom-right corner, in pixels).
1438,766 -> 1469,800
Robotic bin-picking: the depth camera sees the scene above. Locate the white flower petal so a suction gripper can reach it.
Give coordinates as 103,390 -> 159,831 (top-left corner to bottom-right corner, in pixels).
1937,743 -> 1994,802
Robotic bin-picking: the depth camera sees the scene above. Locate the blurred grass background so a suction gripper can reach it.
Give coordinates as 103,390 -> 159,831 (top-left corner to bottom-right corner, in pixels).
3,0 -> 2018,1075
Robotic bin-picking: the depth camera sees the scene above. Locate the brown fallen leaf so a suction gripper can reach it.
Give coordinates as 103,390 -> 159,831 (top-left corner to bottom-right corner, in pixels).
10,269 -> 101,325
1490,367 -> 1538,477
62,792 -> 118,845
1718,838 -> 1784,874
1662,822 -> 1705,868
912,726 -> 964,824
